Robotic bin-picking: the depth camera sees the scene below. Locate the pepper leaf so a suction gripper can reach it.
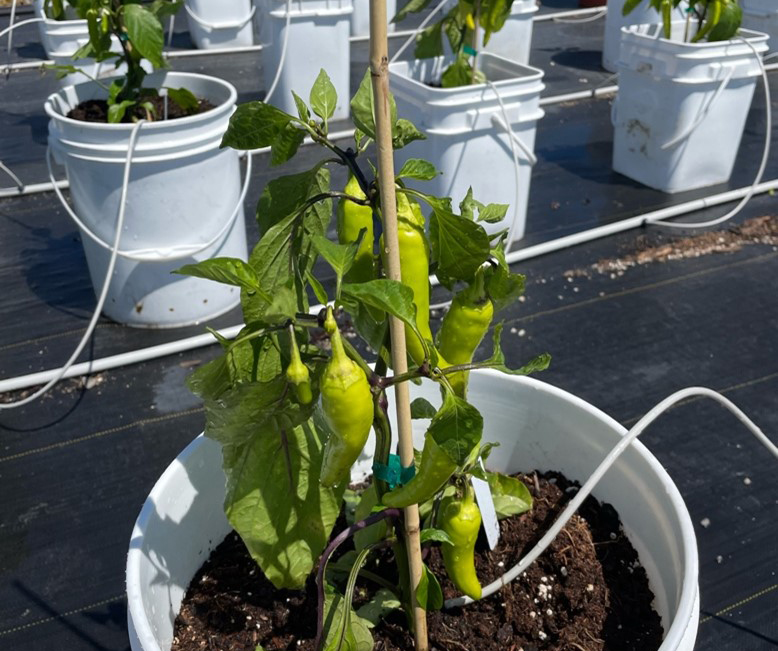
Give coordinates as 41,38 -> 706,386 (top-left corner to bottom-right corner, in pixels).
394,0 -> 434,22
485,248 -> 526,313
174,257 -> 271,302
428,390 -> 483,466
397,158 -> 438,181
123,4 -> 165,69
355,589 -> 402,627
310,68 -> 338,125
351,69 -> 397,143
410,397 -> 437,419
415,564 -> 444,611
393,119 -> 426,150
166,87 -> 199,112
485,323 -> 551,376
414,21 -> 444,58
323,585 -> 374,651
216,404 -> 344,590
478,203 -> 509,224
221,101 -> 299,154
423,194 -> 491,288
312,231 -> 366,299
486,471 -> 533,519
419,528 -> 453,545
341,280 -> 422,347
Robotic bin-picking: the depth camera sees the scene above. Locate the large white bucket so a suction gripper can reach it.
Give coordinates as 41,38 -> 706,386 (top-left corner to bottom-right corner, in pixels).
390,54 -> 544,245
126,372 -> 700,651
45,72 -> 248,328
184,0 -> 255,49
351,0 -> 395,36
612,23 -> 768,194
256,0 -> 353,119
740,0 -> 778,55
602,0 -> 685,72
481,0 -> 538,65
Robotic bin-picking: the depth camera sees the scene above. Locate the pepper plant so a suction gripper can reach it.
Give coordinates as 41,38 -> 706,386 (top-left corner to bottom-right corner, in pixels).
623,0 -> 742,41
393,0 -> 517,87
49,0 -> 194,123
177,68 -> 550,650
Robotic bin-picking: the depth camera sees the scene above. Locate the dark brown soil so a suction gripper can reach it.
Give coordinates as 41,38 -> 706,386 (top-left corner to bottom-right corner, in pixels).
67,95 -> 215,123
172,472 -> 663,651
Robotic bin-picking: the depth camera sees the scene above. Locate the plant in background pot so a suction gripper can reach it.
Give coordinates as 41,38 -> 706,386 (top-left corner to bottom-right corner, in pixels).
388,0 -> 545,247
126,49 -> 699,651
611,0 -> 769,192
45,0 -> 249,327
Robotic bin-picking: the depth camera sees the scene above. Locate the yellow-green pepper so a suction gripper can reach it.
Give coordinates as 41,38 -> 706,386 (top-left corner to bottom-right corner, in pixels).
286,330 -> 312,405
439,488 -> 482,600
337,173 -> 374,284
381,436 -> 457,508
319,308 -> 374,487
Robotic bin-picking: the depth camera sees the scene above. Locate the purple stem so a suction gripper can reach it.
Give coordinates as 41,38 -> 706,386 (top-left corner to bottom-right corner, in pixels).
314,508 -> 402,651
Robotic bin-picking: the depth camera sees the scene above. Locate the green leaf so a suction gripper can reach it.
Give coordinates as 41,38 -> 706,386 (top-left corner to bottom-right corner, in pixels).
270,122 -> 307,166
310,69 -> 338,124
392,119 -> 426,150
256,163 -> 329,235
415,564 -> 443,611
292,91 -> 311,122
355,589 -> 401,627
708,2 -> 742,41
307,270 -> 330,305
312,231 -> 366,297
341,280 -> 421,345
174,257 -> 271,301
107,99 -> 135,123
221,101 -> 298,153
410,397 -> 437,419
487,471 -> 533,519
166,87 -> 199,112
351,69 -> 397,143
486,324 -> 551,375
149,0 -> 184,21
424,195 -> 491,288
353,484 -> 388,552
323,585 -> 374,651
397,158 -> 438,181
428,390 -> 483,466
459,187 -> 479,221
419,528 -> 453,545
414,21 -> 444,58
123,4 -> 165,69
186,355 -> 233,401
394,0 -> 433,22
441,55 -> 485,89
219,410 -> 344,589
622,0 -> 644,15
485,248 -> 525,313
478,203 -> 509,224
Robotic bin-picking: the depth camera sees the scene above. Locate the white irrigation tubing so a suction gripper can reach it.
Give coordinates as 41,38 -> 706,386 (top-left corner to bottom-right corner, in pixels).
4,0 -> 17,77
550,8 -> 607,23
444,386 -> 778,608
0,120 -> 146,410
263,0 -> 292,103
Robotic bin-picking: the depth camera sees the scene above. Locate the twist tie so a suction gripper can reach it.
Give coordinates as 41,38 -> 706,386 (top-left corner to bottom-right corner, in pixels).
372,454 -> 416,490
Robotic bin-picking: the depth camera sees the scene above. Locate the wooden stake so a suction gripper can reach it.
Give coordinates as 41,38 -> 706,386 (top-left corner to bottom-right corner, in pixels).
368,3 -> 428,650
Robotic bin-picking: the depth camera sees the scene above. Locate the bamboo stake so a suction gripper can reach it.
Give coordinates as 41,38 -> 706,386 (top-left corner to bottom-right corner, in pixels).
368,2 -> 428,650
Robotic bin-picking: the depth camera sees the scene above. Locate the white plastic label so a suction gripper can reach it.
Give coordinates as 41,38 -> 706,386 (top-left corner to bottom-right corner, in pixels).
472,472 -> 500,550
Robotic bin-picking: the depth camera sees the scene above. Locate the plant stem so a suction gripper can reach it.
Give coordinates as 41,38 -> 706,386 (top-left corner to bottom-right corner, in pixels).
368,2 -> 428,650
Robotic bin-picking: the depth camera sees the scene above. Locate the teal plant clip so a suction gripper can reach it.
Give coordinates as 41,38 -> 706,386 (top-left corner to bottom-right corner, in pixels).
463,45 -> 477,56
372,454 -> 416,490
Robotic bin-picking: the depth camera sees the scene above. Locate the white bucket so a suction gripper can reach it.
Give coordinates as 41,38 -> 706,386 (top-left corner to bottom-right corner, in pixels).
45,72 -> 248,328
389,54 -> 544,245
184,0 -> 255,49
602,0 -> 685,72
33,0 -> 88,57
256,0 -> 353,119
351,0 -> 395,36
612,23 -> 768,194
126,372 -> 699,651
481,0 -> 538,65
740,0 -> 778,54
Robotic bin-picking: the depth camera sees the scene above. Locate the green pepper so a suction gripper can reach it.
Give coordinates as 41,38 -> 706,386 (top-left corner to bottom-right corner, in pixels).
381,192 -> 434,367
692,0 -> 722,42
337,173 -> 375,284
382,436 -> 457,508
439,487 -> 482,600
437,270 -> 493,399
286,329 -> 312,405
319,308 -> 374,487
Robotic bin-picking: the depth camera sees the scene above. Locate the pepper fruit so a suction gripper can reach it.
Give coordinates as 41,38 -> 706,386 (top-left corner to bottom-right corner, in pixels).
381,192 -> 435,367
382,436 -> 457,508
319,308 -> 374,487
285,329 -> 312,405
439,487 -> 482,600
437,269 -> 494,399
337,173 -> 374,284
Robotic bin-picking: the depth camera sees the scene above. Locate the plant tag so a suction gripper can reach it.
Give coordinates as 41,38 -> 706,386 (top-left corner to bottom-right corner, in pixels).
472,469 -> 499,550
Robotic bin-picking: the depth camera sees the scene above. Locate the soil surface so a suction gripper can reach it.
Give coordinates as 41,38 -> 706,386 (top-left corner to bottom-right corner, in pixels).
172,472 -> 663,651
67,95 -> 215,123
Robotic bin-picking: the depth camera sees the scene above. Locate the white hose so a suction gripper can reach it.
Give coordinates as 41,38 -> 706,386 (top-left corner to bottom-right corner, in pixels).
444,386 -> 778,608
263,0 -> 292,103
0,120 -> 146,411
0,158 -> 24,191
551,8 -> 606,23
4,0 -> 17,77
